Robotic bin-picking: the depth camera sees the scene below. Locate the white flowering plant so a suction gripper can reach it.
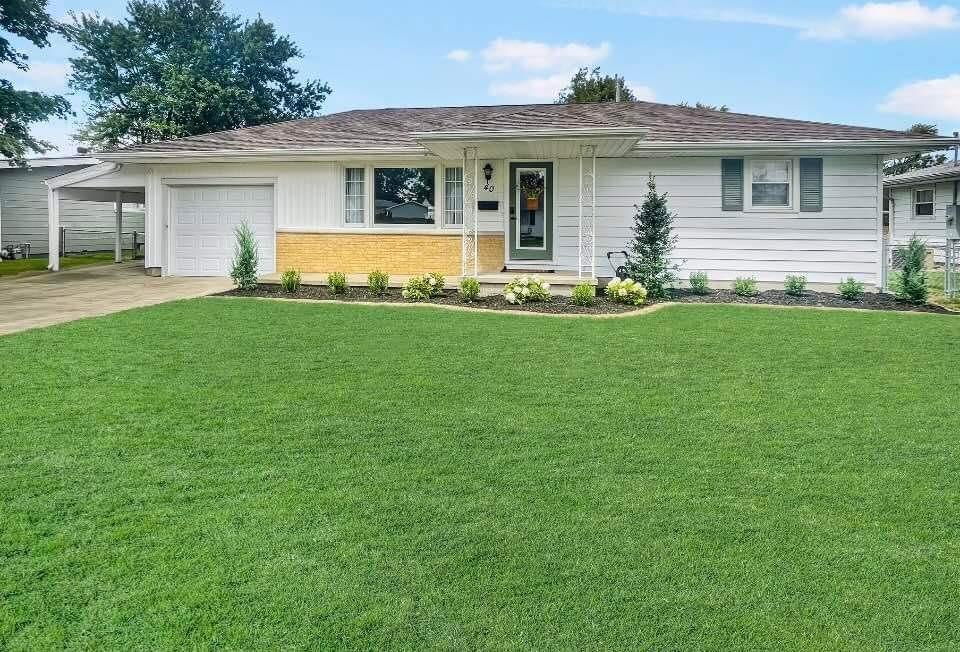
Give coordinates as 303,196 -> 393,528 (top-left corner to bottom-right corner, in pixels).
502,275 -> 551,305
605,277 -> 648,305
401,272 -> 445,301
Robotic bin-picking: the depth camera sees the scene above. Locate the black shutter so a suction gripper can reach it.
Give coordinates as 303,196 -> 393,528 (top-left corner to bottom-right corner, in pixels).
721,159 -> 744,211
799,158 -> 823,212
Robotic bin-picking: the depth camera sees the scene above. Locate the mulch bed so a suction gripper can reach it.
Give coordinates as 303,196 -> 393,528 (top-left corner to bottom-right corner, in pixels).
669,288 -> 955,314
217,284 -> 957,315
218,285 -> 638,314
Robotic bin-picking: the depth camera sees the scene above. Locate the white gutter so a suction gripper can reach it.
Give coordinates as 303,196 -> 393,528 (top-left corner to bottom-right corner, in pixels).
44,162 -> 120,189
884,167 -> 960,187
632,137 -> 959,153
91,136 -> 960,163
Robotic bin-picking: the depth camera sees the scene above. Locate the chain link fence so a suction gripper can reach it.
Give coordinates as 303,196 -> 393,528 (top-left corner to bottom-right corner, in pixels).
881,240 -> 960,299
59,227 -> 145,259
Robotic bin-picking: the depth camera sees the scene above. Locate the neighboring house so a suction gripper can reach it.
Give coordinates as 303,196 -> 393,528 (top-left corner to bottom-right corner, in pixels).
383,201 -> 434,223
884,159 -> 960,247
44,102 -> 956,288
1,157 -> 144,256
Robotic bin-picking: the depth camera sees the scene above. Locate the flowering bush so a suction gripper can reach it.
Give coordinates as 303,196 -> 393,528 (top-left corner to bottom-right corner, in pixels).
732,276 -> 758,297
459,277 -> 481,302
605,277 -> 647,305
502,275 -> 551,304
328,271 -> 347,295
784,274 -> 806,297
570,281 -> 595,306
279,269 -> 301,293
368,269 -> 389,295
401,273 -> 445,301
688,271 -> 710,295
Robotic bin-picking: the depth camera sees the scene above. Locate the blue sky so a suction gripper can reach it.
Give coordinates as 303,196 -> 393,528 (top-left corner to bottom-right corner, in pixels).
4,0 -> 960,155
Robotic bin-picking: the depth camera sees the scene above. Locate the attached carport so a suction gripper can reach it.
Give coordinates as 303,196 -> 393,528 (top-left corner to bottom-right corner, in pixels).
45,163 -> 146,272
46,163 -> 276,277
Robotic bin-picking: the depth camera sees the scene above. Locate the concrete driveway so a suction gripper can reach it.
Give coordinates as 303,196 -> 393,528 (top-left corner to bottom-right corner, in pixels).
0,262 -> 232,335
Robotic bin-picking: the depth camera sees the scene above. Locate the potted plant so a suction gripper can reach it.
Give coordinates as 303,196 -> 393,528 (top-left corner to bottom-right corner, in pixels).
519,172 -> 544,211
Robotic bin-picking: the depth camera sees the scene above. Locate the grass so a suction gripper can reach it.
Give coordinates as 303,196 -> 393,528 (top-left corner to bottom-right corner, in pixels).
0,251 -> 135,278
2,299 -> 959,649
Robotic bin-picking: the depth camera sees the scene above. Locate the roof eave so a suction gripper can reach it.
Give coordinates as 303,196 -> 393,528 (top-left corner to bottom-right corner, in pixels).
96,146 -> 432,163
631,137 -> 960,156
884,169 -> 960,187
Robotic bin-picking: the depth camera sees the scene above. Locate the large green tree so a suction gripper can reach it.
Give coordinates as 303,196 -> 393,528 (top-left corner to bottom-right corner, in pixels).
1,0 -> 71,164
62,0 -> 331,148
884,123 -> 948,176
557,67 -> 635,104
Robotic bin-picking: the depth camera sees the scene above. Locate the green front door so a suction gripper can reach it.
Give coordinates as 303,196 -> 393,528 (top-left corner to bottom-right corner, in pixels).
509,162 -> 553,261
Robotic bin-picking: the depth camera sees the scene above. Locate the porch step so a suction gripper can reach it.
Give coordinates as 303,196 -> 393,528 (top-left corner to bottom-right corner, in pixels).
502,267 -> 557,274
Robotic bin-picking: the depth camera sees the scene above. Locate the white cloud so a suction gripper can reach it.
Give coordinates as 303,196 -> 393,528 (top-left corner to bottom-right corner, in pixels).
488,73 -> 572,101
0,60 -> 72,87
879,75 -> 960,120
556,0 -> 958,40
552,1 -> 807,29
625,81 -> 657,102
481,38 -> 610,73
804,1 -> 958,39
446,49 -> 471,62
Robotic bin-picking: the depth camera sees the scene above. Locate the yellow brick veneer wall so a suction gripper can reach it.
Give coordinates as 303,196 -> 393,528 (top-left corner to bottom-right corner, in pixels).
276,232 -> 505,275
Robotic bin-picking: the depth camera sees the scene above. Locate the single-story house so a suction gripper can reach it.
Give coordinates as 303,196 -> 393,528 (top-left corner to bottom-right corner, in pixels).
44,101 -> 958,288
884,158 -> 960,247
1,156 -> 144,257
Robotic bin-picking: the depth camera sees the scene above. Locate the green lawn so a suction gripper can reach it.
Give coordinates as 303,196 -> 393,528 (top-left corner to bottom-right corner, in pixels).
0,252 -> 135,278
2,300 -> 959,649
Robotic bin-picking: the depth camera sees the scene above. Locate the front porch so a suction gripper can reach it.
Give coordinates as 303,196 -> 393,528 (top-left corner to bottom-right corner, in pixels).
412,127 -> 646,281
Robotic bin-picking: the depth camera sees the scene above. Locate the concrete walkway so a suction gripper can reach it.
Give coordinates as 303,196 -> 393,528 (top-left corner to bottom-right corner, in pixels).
0,262 -> 232,335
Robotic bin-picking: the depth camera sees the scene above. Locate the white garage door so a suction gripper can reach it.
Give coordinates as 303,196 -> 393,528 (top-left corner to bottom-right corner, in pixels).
172,185 -> 275,276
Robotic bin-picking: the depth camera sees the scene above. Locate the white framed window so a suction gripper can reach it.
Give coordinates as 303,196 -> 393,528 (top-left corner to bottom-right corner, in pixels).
913,187 -> 935,218
344,167 -> 365,225
747,159 -> 794,210
373,167 -> 436,225
443,167 -> 463,226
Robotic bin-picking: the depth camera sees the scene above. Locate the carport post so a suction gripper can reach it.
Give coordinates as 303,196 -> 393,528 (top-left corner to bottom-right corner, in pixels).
114,191 -> 123,263
47,187 -> 60,272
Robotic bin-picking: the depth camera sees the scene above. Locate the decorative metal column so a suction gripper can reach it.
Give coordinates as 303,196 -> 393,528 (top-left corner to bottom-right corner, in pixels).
462,147 -> 479,277
578,145 -> 597,278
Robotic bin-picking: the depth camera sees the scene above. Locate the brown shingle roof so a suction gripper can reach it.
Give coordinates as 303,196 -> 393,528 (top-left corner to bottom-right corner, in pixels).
109,101 -> 930,154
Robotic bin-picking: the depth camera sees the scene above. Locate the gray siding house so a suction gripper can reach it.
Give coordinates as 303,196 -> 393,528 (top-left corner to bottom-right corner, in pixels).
885,159 -> 960,247
1,157 -> 144,256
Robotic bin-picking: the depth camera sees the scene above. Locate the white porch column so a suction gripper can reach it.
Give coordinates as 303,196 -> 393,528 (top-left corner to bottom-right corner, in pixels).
114,191 -> 123,263
461,147 -> 479,277
578,145 -> 596,278
47,187 -> 60,271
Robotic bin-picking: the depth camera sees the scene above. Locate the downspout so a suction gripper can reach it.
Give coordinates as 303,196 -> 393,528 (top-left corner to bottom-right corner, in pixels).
954,131 -> 959,209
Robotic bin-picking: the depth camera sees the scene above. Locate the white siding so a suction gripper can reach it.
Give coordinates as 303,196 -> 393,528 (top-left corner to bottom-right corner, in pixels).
0,165 -> 144,255
556,155 -> 882,285
140,156 -> 884,284
891,181 -> 957,246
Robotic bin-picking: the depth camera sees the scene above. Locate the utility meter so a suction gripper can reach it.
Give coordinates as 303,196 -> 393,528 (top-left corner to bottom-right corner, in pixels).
947,205 -> 960,240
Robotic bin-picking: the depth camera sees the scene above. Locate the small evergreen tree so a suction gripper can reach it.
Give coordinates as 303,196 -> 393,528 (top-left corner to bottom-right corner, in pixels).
230,222 -> 259,289
626,175 -> 679,298
896,235 -> 929,303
